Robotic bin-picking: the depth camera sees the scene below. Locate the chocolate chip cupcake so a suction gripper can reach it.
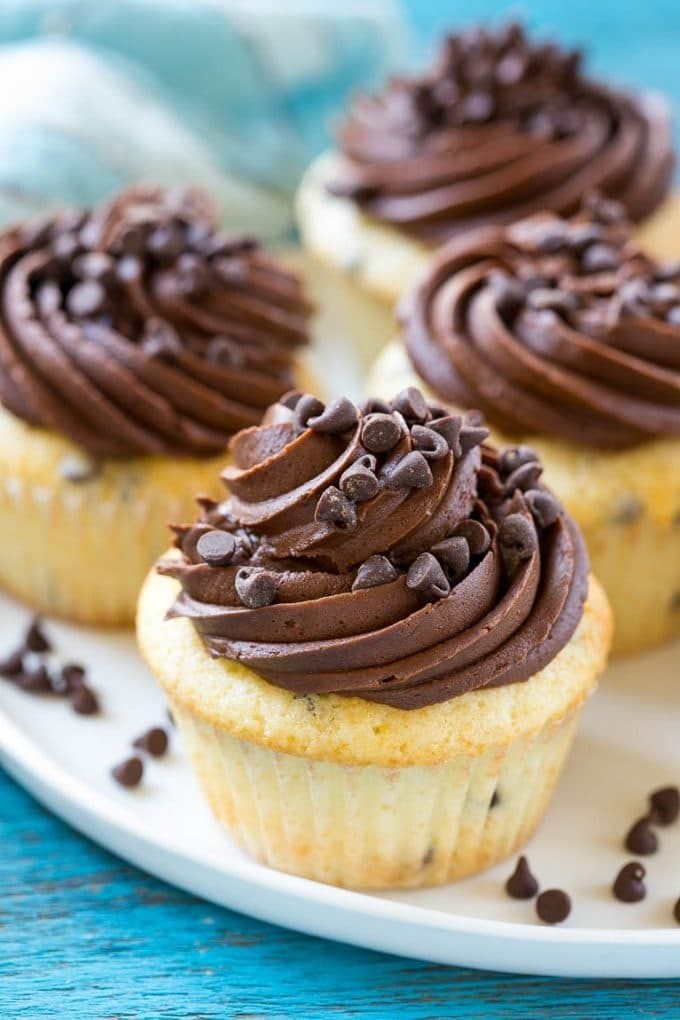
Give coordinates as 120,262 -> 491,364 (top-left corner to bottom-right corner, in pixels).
297,22 -> 676,310
369,199 -> 680,654
0,186 -> 312,625
137,388 -> 611,889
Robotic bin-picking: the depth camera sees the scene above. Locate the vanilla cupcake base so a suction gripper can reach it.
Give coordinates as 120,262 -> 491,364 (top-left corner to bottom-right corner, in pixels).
138,566 -> 611,889
297,152 -> 680,307
369,341 -> 680,656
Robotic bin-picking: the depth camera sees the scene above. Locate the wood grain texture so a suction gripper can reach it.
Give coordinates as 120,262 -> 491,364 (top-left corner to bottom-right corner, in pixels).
2,769 -> 679,1019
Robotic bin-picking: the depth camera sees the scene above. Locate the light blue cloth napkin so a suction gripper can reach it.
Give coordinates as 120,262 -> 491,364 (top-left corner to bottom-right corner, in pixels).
0,0 -> 407,236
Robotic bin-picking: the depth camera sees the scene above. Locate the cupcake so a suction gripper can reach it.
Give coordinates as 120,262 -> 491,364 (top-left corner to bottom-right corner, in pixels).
0,186 -> 312,625
138,388 -> 611,889
369,198 -> 680,655
297,22 -> 676,310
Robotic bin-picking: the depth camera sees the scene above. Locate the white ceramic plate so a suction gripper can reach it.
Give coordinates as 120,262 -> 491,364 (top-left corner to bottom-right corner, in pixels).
1,590 -> 679,978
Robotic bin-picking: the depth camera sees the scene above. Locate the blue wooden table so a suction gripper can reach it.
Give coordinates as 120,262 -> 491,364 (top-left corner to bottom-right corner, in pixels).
4,3 -> 680,1016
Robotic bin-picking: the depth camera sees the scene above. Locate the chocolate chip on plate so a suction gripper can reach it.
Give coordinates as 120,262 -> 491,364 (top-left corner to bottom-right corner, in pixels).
649,786 -> 680,826
536,889 -> 571,924
133,727 -> 169,757
505,856 -> 539,899
70,684 -> 99,716
24,617 -> 51,654
111,757 -> 144,788
625,817 -> 659,856
613,862 -> 646,903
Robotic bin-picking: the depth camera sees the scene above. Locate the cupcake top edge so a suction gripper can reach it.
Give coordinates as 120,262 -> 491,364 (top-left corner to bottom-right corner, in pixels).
0,185 -> 311,459
328,21 -> 674,242
161,387 -> 589,710
401,195 -> 680,450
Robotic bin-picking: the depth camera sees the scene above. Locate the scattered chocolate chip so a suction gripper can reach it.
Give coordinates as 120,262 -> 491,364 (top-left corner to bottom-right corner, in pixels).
506,856 -> 539,899
196,530 -> 236,567
352,555 -> 399,591
526,287 -> 578,314
73,251 -> 116,285
581,243 -> 619,273
295,394 -> 326,431
361,413 -> 402,454
308,396 -> 359,435
234,568 -> 278,609
133,727 -> 169,757
498,446 -> 539,477
489,272 -> 525,318
459,424 -> 489,454
430,536 -> 470,581
625,817 -> 658,856
112,757 -> 144,788
315,486 -> 358,530
0,649 -> 24,678
61,663 -> 86,691
536,889 -> 571,924
390,387 -> 429,424
525,489 -> 561,529
410,425 -> 450,461
386,451 -> 433,490
429,416 -> 463,457
17,666 -> 51,693
116,254 -> 143,283
147,223 -> 184,260
70,684 -> 99,716
613,862 -> 646,903
58,453 -> 100,483
504,460 -> 543,494
499,513 -> 537,574
453,519 -> 491,556
174,253 -> 208,296
406,552 -> 450,600
340,460 -> 379,502
66,280 -> 106,318
25,618 -> 51,654
649,786 -> 680,827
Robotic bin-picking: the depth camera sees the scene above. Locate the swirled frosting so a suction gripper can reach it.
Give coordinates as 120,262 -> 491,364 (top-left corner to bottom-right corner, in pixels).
404,197 -> 680,449
329,23 -> 674,242
0,187 -> 310,458
161,388 -> 588,709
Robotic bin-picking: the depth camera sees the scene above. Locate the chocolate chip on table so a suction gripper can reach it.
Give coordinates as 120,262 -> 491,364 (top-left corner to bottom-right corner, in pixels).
361,413 -> 402,454
406,552 -> 450,600
430,536 -> 470,581
111,757 -> 144,788
386,451 -> 433,490
453,519 -> 491,556
352,555 -> 399,591
390,386 -> 430,424
308,396 -> 359,435
340,460 -> 379,503
613,862 -> 647,903
24,617 -> 51,654
133,727 -> 169,757
505,856 -> 539,900
17,666 -> 52,694
410,425 -> 450,461
294,393 -> 325,431
499,514 -> 537,575
0,649 -> 24,679
649,787 -> 680,826
625,817 -> 658,855
525,489 -> 561,529
70,684 -> 99,716
234,568 -> 278,609
536,889 -> 571,924
196,529 -> 236,567
315,486 -> 358,530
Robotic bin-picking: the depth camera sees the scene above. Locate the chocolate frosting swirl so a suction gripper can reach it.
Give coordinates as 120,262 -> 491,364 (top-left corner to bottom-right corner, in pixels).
329,23 -> 674,242
161,388 -> 588,710
0,187 -> 310,458
404,198 -> 680,449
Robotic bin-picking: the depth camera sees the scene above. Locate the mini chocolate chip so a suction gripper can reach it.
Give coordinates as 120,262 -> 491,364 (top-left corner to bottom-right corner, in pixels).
25,618 -> 50,654
308,396 -> 359,435
489,271 -> 525,317
340,462 -> 379,502
568,222 -> 605,252
666,306 -> 680,326
70,685 -> 99,716
112,757 -> 144,788
147,224 -> 184,260
175,253 -> 208,296
533,225 -> 571,255
430,536 -> 470,581
410,425 -> 450,461
498,445 -> 539,477
463,90 -> 495,123
196,530 -> 236,567
504,460 -> 543,494
505,856 -> 539,899
66,280 -> 106,318
142,322 -> 183,360
61,663 -> 86,691
295,394 -> 325,431
234,569 -> 278,609
584,193 -> 626,225
386,451 -> 433,490
58,453 -> 100,483
0,649 -> 24,678
613,862 -> 646,903
315,486 -> 358,530
459,424 -> 489,454
525,489 -> 561,529
279,390 -> 303,410
360,397 -> 391,415
453,519 -> 491,556
649,786 -> 680,826
390,387 -> 430,424
406,553 -> 450,600
17,666 -> 51,694
526,287 -> 578,314
133,727 -> 169,757
116,254 -> 144,284
536,889 -> 571,924
581,243 -> 619,273
352,555 -> 399,591
52,232 -> 81,262
361,413 -> 402,453
429,416 -> 463,457
499,513 -> 537,575
73,252 -> 116,284
625,817 -> 658,855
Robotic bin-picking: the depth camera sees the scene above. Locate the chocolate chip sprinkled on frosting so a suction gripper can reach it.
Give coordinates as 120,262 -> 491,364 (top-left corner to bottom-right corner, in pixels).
506,856 -> 539,899
536,888 -> 571,925
0,186 -> 311,457
404,200 -> 680,449
196,530 -> 236,567
625,817 -> 659,855
329,22 -> 673,242
613,862 -> 647,903
160,388 -> 588,710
